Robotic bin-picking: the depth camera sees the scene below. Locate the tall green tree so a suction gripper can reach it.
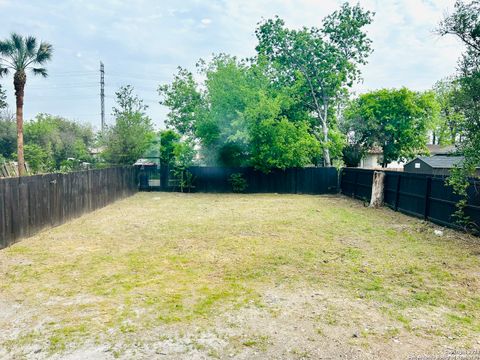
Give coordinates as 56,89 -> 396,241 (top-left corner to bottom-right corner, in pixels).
103,85 -> 155,165
255,3 -> 374,166
343,88 -> 436,167
0,117 -> 16,160
431,78 -> 463,145
159,55 -> 321,171
438,0 -> 479,228
242,91 -> 321,172
24,113 -> 94,169
0,33 -> 53,175
196,55 -> 261,166
159,129 -> 181,166
158,67 -> 203,139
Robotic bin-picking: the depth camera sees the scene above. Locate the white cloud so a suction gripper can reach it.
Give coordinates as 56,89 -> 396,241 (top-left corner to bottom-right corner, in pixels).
0,0 -> 464,128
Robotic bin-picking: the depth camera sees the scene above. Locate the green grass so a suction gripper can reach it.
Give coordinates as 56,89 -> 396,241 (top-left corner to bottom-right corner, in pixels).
1,193 -> 480,354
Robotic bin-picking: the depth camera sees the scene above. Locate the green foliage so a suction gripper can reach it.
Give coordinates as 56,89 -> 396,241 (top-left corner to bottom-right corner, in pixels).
159,3 -> 374,170
255,4 -> 374,165
431,78 -> 463,145
342,144 -> 364,167
23,114 -> 94,170
0,34 -> 53,175
195,55 -> 254,165
343,88 -> 435,167
172,141 -> 195,168
229,173 -> 248,193
1,112 -> 95,174
0,114 -> 16,159
437,0 -> 480,53
439,0 -> 480,230
23,143 -> 53,173
0,33 -> 53,78
160,55 -> 321,172
243,91 -> 321,172
159,129 -> 181,166
170,140 -> 196,193
158,68 -> 203,138
103,85 -> 155,165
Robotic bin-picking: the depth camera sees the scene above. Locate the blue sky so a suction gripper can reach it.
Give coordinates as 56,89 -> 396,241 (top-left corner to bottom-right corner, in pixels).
0,0 -> 464,130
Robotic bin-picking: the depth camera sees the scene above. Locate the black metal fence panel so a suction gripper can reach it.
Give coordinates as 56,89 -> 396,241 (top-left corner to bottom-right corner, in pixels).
0,167 -> 137,249
341,168 -> 480,230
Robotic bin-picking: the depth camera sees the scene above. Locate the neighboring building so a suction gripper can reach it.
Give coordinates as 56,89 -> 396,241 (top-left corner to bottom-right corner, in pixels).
426,144 -> 456,156
404,156 -> 480,176
359,147 -> 404,169
359,144 -> 457,170
88,146 -> 105,159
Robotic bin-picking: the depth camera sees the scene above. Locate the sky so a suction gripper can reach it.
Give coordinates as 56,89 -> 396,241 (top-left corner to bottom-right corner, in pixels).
0,0 -> 465,130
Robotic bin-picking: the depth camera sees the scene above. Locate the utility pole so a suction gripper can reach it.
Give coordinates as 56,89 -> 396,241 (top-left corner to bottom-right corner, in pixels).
100,61 -> 105,131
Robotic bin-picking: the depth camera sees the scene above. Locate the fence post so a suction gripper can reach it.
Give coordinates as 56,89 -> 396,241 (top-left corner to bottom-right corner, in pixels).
423,176 -> 432,220
394,174 -> 401,211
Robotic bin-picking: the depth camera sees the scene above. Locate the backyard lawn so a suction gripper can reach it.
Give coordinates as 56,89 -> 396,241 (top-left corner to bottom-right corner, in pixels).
1,193 -> 479,359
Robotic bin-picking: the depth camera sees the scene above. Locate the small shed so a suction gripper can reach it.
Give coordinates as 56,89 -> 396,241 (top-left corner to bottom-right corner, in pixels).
404,156 -> 472,176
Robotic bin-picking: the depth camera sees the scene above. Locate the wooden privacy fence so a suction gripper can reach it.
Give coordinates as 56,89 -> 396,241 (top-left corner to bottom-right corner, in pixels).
0,167 -> 138,249
147,166 -> 339,194
189,167 -> 339,194
341,167 -> 480,230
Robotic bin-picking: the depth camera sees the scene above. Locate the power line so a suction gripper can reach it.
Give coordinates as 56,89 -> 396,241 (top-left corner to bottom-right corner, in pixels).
27,84 -> 99,89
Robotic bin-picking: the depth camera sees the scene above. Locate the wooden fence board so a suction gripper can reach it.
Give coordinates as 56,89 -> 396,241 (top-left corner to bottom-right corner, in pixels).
0,167 -> 137,249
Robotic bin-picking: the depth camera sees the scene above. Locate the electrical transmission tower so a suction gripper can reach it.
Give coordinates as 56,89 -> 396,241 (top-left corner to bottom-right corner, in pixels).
100,61 -> 105,131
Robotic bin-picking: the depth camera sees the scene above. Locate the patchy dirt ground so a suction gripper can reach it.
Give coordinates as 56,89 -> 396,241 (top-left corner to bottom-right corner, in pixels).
1,193 -> 479,359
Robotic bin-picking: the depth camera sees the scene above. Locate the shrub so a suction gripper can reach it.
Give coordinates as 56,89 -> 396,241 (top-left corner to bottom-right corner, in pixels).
229,173 -> 248,193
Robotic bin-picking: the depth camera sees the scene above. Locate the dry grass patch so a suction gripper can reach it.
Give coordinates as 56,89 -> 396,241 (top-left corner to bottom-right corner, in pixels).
0,193 -> 479,358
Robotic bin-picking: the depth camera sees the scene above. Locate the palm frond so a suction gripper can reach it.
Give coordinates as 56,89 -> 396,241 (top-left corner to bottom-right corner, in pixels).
25,36 -> 37,57
0,40 -> 14,57
10,33 -> 24,52
0,34 -> 52,72
35,42 -> 53,64
0,66 -> 9,78
10,33 -> 27,69
32,67 -> 48,77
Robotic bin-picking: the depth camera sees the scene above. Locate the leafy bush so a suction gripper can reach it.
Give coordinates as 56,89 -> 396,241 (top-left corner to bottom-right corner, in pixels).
229,173 -> 248,193
23,143 -> 54,173
171,140 -> 196,192
342,144 -> 364,167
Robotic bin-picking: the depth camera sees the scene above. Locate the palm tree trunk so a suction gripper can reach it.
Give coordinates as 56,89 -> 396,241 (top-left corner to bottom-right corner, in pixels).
14,71 -> 26,176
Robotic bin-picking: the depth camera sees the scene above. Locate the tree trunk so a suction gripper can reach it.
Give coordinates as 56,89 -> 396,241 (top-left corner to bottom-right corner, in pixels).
322,120 -> 331,167
302,72 -> 331,167
370,171 -> 385,208
321,97 -> 331,167
14,71 -> 26,176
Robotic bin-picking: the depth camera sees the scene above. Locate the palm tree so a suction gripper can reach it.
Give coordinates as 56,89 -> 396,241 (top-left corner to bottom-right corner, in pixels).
0,34 -> 53,176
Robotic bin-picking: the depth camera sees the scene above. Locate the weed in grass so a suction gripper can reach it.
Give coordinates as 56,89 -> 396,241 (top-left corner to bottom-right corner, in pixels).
1,193 -> 480,355
241,335 -> 269,351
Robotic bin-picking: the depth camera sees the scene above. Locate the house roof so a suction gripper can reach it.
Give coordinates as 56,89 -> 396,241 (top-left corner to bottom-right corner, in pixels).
413,156 -> 464,169
133,158 -> 158,166
426,144 -> 456,155
367,144 -> 457,156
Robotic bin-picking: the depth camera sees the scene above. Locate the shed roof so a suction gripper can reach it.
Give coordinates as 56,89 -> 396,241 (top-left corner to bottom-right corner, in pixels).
413,156 -> 463,169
